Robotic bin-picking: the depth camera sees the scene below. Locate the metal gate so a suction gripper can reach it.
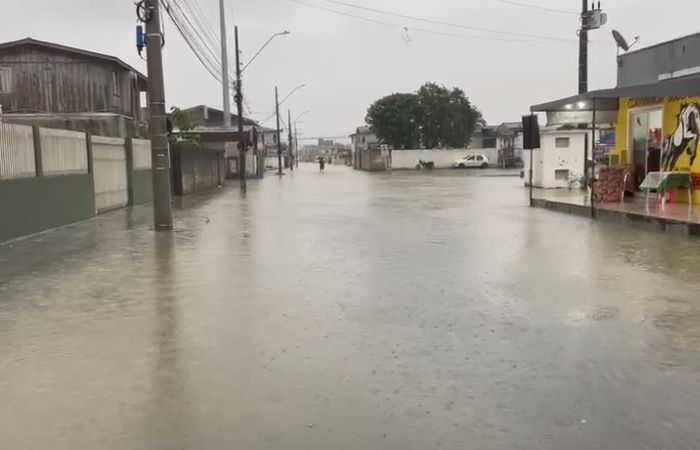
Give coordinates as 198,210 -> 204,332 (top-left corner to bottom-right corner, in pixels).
92,136 -> 128,213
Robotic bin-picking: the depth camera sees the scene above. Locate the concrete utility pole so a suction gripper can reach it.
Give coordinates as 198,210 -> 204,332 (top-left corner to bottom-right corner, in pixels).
578,0 -> 588,94
294,123 -> 299,167
275,86 -> 283,175
234,26 -> 246,192
144,0 -> 173,230
219,0 -> 231,128
288,110 -> 294,171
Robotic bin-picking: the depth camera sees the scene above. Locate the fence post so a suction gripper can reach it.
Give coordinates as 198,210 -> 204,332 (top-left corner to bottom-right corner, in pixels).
125,137 -> 135,206
32,126 -> 43,177
85,132 -> 94,174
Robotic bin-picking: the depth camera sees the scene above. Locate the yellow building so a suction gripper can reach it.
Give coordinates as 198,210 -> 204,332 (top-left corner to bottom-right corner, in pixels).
611,96 -> 700,204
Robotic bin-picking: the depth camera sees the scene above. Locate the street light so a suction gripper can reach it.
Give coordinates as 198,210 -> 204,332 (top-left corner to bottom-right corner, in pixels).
292,110 -> 309,168
294,110 -> 310,123
241,31 -> 290,74
234,28 -> 290,192
279,84 -> 306,107
274,84 -> 306,175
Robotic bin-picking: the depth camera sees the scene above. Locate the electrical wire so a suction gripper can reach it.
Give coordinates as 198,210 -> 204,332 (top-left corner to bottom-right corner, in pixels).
170,0 -> 223,70
318,0 -> 576,42
492,0 -> 578,15
161,0 -> 223,82
160,0 -> 257,118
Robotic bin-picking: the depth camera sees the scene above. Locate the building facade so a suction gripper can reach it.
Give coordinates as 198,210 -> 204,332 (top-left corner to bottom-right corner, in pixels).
530,32 -> 700,204
350,126 -> 379,151
174,105 -> 274,178
617,33 -> 700,87
0,38 -> 148,138
611,32 -> 700,203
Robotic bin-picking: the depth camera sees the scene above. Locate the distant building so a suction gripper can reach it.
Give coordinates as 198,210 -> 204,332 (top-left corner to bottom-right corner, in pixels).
0,37 -> 148,138
350,125 -> 379,151
470,125 -> 497,149
174,105 -> 274,178
496,122 -> 524,167
301,138 -> 350,163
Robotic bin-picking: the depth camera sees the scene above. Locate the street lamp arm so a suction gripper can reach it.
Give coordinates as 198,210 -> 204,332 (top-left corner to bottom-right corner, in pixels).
260,84 -> 306,126
294,110 -> 310,123
241,31 -> 290,74
279,84 -> 306,107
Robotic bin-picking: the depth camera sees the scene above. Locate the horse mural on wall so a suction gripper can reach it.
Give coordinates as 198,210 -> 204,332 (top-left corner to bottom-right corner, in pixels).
661,102 -> 700,171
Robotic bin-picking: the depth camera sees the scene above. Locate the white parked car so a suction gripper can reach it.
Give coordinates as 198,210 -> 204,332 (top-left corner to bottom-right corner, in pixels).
453,153 -> 489,169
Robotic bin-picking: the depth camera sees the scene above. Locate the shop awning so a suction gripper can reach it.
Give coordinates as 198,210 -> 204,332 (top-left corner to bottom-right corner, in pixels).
530,75 -> 700,112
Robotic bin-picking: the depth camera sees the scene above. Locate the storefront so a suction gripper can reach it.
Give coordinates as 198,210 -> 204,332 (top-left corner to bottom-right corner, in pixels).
531,75 -> 700,208
611,96 -> 700,203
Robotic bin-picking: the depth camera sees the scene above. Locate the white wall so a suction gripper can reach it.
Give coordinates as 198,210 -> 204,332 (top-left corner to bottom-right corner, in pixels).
523,130 -> 588,188
131,138 -> 152,170
91,136 -> 128,212
39,128 -> 88,176
390,148 -> 499,169
264,156 -> 279,169
0,123 -> 35,180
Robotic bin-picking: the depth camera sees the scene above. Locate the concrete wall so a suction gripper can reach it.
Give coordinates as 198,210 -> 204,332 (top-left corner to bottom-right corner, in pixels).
0,174 -> 95,242
171,145 -> 224,196
355,149 -> 389,171
130,169 -> 152,205
390,148 -> 500,169
264,156 -> 279,169
523,130 -> 588,188
1,126 -> 154,243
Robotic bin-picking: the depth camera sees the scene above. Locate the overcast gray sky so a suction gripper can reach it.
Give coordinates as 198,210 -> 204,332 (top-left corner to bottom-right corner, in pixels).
3,0 -> 700,142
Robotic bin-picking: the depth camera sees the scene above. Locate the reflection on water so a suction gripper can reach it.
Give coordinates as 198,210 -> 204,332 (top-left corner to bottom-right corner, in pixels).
1,166 -> 700,449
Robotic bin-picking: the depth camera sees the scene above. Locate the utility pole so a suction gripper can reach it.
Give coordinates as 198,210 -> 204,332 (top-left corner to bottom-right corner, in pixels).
578,0 -> 588,94
275,86 -> 283,175
288,110 -> 294,171
219,0 -> 231,128
294,123 -> 299,167
234,26 -> 246,192
144,0 -> 173,230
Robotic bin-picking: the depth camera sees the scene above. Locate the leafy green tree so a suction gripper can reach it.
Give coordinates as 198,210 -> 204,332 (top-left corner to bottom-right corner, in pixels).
169,107 -> 200,146
365,83 -> 483,149
417,83 -> 483,148
365,93 -> 421,149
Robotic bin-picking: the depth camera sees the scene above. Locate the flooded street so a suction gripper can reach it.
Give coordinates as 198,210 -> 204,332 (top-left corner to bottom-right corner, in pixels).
2,164 -> 700,449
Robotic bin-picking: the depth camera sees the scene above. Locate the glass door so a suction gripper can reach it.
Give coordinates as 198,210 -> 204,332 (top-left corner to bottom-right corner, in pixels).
631,111 -> 649,188
647,110 -> 663,174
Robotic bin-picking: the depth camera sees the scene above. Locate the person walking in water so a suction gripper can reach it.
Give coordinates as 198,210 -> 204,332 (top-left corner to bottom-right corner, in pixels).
319,156 -> 325,172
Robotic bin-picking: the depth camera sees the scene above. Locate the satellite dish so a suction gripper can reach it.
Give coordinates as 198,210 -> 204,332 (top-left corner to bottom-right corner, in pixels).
612,30 -> 630,52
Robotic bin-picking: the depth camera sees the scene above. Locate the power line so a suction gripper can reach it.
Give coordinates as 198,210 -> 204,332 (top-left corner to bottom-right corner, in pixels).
161,0 -> 248,97
171,0 -> 222,68
492,0 -> 578,15
318,0 -> 576,42
162,0 -> 224,82
290,0 -> 573,44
